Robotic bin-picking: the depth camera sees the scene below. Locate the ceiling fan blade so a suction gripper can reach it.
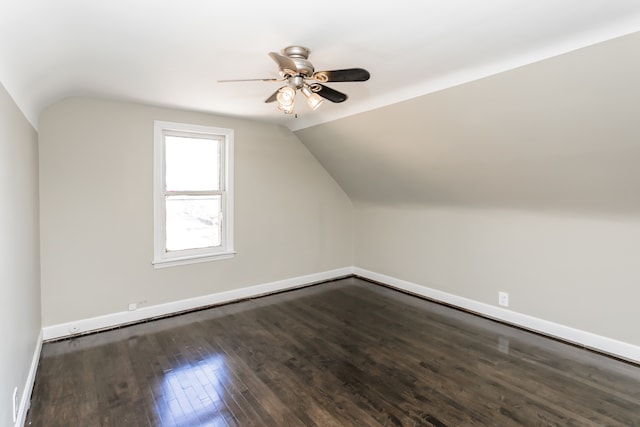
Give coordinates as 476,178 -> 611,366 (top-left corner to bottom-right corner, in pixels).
314,84 -> 348,103
265,89 -> 280,103
218,78 -> 282,83
312,68 -> 370,83
268,52 -> 298,75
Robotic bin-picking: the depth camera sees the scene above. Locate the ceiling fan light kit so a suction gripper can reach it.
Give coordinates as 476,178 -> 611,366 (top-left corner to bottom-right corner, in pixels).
300,85 -> 324,110
219,46 -> 370,115
276,86 -> 296,114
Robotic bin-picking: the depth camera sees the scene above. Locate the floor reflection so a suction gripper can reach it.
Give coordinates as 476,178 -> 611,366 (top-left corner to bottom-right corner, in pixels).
156,353 -> 231,426
498,336 -> 510,354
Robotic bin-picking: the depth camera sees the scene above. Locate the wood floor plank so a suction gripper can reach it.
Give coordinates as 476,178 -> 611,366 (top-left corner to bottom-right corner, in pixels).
275,293 -> 492,426
252,308 -> 390,426
220,308 -> 374,426
26,277 -> 640,426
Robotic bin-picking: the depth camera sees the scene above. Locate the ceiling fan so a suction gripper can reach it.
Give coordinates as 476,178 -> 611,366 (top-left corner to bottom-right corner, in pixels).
218,46 -> 370,114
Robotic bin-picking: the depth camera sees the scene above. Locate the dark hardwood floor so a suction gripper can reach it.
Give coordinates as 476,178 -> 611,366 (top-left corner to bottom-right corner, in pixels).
26,277 -> 640,426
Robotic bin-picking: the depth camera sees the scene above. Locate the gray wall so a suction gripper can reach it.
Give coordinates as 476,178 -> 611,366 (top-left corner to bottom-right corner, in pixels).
39,98 -> 353,326
354,204 -> 640,345
296,32 -> 640,347
0,83 -> 41,424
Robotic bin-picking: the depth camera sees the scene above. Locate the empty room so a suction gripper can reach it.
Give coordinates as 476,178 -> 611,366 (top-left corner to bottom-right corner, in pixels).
2,1 -> 640,426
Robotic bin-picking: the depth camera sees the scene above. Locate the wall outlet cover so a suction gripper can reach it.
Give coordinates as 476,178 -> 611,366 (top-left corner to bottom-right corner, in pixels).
498,291 -> 509,307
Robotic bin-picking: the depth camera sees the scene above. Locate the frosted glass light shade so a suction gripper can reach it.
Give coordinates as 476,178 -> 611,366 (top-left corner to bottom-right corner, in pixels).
301,86 -> 324,110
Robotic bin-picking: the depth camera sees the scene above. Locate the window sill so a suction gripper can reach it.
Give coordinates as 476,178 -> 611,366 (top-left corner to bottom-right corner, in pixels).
152,251 -> 236,269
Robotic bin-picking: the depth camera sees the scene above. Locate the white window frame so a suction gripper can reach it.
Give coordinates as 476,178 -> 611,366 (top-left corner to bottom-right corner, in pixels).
153,121 -> 235,268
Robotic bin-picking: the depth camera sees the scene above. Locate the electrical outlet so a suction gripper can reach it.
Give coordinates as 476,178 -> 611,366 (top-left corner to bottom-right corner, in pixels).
498,291 -> 509,307
12,387 -> 18,423
129,300 -> 147,311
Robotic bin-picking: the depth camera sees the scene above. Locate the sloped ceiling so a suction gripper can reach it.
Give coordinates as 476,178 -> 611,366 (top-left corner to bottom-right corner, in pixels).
2,2 -> 640,216
2,1 -> 640,130
295,32 -> 640,215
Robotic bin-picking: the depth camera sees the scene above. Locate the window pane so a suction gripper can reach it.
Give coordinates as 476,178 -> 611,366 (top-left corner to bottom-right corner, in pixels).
166,195 -> 221,251
165,136 -> 220,191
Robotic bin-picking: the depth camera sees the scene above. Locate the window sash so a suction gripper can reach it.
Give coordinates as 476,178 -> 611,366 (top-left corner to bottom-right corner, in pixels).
165,194 -> 223,252
164,132 -> 224,192
153,121 -> 234,268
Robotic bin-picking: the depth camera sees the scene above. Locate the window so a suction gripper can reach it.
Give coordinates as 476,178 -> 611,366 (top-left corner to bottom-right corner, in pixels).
153,121 -> 234,268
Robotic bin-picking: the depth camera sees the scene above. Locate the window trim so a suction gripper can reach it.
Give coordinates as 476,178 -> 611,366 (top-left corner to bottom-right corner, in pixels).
152,121 -> 235,268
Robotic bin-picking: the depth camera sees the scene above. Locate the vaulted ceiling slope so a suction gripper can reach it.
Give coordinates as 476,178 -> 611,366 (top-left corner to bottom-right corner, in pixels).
295,32 -> 640,216
2,1 -> 640,130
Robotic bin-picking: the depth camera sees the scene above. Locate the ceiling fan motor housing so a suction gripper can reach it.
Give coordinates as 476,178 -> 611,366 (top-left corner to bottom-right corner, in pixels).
288,75 -> 305,90
282,46 -> 314,76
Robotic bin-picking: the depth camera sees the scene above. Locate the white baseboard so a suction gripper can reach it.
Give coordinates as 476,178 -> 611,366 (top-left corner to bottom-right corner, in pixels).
15,329 -> 42,427
354,267 -> 640,364
42,267 -> 353,341
40,266 -> 640,364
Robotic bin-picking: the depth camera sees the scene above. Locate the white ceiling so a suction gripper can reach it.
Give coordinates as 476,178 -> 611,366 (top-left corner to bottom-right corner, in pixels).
2,1 -> 640,131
